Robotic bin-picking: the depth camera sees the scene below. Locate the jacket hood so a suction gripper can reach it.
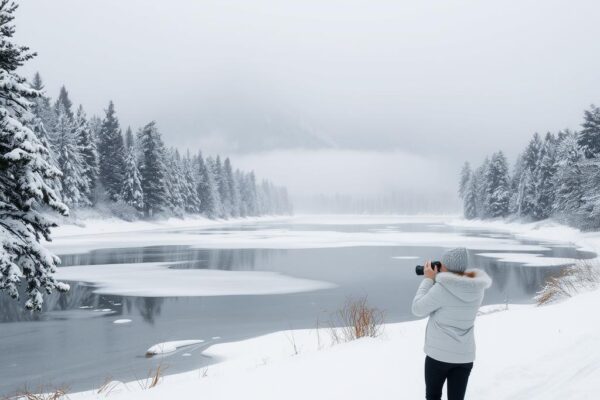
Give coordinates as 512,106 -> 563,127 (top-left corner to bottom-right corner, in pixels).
435,269 -> 492,302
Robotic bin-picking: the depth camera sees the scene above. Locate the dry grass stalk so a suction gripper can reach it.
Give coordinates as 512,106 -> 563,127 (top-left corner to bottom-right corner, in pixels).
536,260 -> 600,306
137,363 -> 168,390
329,296 -> 384,344
96,378 -> 126,396
8,386 -> 69,400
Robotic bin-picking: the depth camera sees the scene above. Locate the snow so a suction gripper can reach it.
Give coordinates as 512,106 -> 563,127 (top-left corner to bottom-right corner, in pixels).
55,262 -> 336,297
60,217 -> 600,400
476,252 -> 579,267
113,319 -> 132,324
47,215 -> 551,255
145,340 -> 204,356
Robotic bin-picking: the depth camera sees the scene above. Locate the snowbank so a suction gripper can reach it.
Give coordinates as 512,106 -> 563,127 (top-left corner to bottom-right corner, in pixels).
66,289 -> 600,400
55,262 -> 336,297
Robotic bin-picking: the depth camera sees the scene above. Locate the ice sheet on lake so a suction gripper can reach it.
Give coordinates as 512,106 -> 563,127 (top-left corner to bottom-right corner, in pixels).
55,262 -> 337,297
476,252 -> 580,267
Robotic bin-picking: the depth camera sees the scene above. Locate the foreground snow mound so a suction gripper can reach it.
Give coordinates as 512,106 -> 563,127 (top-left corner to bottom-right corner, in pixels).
146,340 -> 204,356
67,288 -> 600,400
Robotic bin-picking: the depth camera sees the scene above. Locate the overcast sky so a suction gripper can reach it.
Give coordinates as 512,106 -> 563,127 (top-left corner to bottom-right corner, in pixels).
15,0 -> 600,201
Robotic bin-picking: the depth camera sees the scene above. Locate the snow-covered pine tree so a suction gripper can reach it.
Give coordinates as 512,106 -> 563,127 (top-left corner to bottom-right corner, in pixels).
0,0 -> 69,310
181,151 -> 200,214
485,151 -> 511,218
553,131 -> 584,216
54,85 -> 74,121
240,171 -> 258,216
458,162 -> 471,200
474,157 -> 490,218
214,156 -> 232,217
578,104 -> 600,159
124,126 -> 134,149
515,133 -> 542,218
206,156 -> 224,217
121,145 -> 144,212
74,105 -> 97,205
532,133 -> 557,219
463,174 -> 478,219
136,121 -> 166,217
97,101 -> 126,200
196,151 -> 220,218
224,158 -> 240,217
28,72 -> 62,197
30,72 -> 56,131
53,103 -> 88,207
579,157 -> 600,228
164,148 -> 185,216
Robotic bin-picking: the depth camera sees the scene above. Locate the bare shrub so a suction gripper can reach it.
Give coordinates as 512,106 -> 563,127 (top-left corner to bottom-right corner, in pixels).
536,260 -> 600,306
329,296 -> 384,344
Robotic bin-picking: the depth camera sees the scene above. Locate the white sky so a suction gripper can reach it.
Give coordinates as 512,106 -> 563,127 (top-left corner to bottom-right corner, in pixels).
14,0 -> 600,200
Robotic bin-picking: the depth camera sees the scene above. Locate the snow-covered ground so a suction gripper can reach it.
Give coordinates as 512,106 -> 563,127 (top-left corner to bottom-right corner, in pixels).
50,215 -> 600,400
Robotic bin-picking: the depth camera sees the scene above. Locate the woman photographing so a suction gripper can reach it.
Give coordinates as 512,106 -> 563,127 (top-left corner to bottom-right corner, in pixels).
412,247 -> 492,400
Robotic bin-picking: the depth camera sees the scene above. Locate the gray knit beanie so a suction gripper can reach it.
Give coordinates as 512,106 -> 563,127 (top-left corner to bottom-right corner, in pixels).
441,247 -> 468,273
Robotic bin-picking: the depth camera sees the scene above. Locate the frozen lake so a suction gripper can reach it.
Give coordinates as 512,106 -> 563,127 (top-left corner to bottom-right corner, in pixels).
0,216 -> 594,396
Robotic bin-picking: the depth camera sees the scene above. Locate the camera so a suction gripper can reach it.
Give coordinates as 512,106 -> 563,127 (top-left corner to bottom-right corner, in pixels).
415,261 -> 442,276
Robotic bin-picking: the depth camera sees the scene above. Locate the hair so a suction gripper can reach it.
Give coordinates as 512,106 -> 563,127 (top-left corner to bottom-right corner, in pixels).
452,270 -> 477,278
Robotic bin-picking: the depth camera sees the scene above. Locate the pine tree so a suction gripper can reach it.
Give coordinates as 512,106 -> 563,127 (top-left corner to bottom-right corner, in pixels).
197,152 -> 220,218
474,158 -> 490,218
28,72 -> 62,197
137,121 -> 166,217
97,101 -> 126,200
0,0 -> 69,310
485,151 -> 511,217
224,158 -> 240,217
164,148 -> 185,216
181,151 -> 200,213
74,105 -> 98,204
578,104 -> 600,159
125,126 -> 134,149
121,145 -> 144,212
54,85 -> 73,120
532,133 -> 557,219
463,175 -> 478,219
553,132 -> 584,215
53,103 -> 87,207
458,162 -> 471,200
515,134 -> 542,217
214,156 -> 230,217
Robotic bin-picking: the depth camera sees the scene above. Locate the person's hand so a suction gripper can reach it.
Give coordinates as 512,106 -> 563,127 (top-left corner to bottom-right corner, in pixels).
424,260 -> 437,280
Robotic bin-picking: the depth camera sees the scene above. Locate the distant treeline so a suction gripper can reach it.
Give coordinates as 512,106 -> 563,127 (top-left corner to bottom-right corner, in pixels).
30,74 -> 292,219
459,105 -> 600,229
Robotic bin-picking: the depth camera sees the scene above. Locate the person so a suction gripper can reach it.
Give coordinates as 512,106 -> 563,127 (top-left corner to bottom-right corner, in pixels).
412,247 -> 492,400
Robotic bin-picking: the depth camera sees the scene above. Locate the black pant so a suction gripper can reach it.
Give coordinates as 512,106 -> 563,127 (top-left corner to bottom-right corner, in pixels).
425,356 -> 473,400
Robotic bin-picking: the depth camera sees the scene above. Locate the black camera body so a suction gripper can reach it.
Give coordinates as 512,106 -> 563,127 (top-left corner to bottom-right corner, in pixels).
415,261 -> 442,276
